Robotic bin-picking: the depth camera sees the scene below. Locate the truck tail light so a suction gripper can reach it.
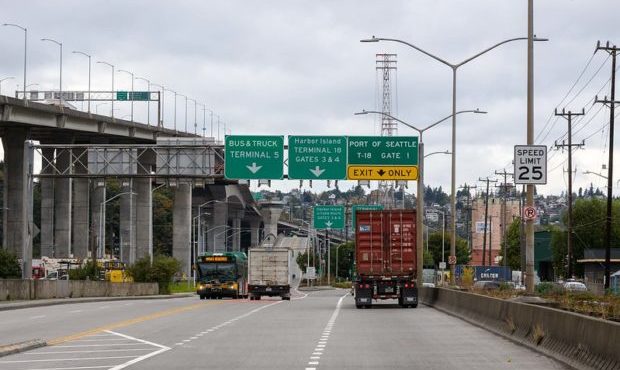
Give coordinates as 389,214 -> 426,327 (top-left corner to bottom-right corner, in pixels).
365,284 -> 371,289
404,283 -> 409,288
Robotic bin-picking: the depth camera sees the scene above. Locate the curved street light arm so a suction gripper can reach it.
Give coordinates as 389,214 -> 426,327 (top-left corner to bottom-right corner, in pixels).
361,36 -> 452,67
457,37 -> 530,67
355,109 -> 486,133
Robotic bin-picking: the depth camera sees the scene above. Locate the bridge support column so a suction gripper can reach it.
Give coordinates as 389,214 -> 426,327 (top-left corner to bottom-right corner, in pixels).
91,179 -> 105,258
249,217 -> 262,248
173,182 -> 192,279
259,201 -> 284,240
72,148 -> 89,259
232,216 -> 242,252
120,179 -> 137,264
135,150 -> 155,261
2,128 -> 31,277
40,148 -> 55,258
54,149 -> 72,258
206,202 -> 228,253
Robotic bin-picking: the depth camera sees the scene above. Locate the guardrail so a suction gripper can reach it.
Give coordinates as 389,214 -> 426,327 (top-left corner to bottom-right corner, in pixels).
0,279 -> 158,300
419,287 -> 620,370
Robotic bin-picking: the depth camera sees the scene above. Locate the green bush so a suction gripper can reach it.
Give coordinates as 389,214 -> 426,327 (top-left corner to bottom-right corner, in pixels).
536,282 -> 564,296
0,249 -> 21,278
68,260 -> 100,280
126,255 -> 181,294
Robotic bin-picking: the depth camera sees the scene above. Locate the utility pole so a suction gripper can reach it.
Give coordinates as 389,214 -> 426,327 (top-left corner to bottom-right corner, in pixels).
458,184 -> 477,252
594,41 -> 619,291
554,108 -> 586,279
495,169 -> 514,268
479,177 -> 497,266
488,216 -> 493,266
520,185 -> 526,284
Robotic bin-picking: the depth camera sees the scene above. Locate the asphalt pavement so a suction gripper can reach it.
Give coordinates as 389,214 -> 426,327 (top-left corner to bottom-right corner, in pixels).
0,289 -> 567,369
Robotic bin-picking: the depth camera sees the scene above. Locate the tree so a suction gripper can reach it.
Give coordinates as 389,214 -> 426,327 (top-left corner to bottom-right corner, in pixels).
0,249 -> 21,278
330,242 -> 355,280
426,232 -> 470,267
499,219 -> 521,270
296,249 -> 319,274
126,255 -> 181,294
549,197 -> 620,278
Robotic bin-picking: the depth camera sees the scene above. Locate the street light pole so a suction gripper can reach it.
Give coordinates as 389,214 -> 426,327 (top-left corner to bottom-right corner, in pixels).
0,77 -> 14,95
97,61 -> 114,118
72,51 -> 91,113
189,98 -> 197,135
136,77 -> 151,125
2,23 -> 27,100
41,38 -> 63,103
99,191 -> 136,258
151,83 -> 165,127
118,69 -> 134,121
362,34 -> 546,285
355,109 -> 485,286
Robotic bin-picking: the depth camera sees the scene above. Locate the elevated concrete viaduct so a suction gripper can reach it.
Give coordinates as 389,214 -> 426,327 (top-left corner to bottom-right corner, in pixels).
0,96 -> 268,280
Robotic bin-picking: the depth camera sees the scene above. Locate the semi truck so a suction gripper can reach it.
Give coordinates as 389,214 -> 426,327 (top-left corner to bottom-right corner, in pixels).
247,247 -> 293,301
354,210 -> 418,309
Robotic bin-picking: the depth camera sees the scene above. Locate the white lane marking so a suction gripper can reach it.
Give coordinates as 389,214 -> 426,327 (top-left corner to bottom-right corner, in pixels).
25,348 -> 154,355
305,368 -> 316,370
174,301 -> 282,346
29,315 -> 47,319
72,338 -> 133,342
106,330 -> 170,370
53,343 -> 145,348
98,305 -> 110,309
304,293 -> 348,369
69,309 -> 83,313
0,356 -> 138,363
175,343 -> 184,346
25,366 -> 113,370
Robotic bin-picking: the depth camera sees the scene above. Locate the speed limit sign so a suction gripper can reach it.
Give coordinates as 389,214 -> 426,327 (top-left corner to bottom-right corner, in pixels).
514,145 -> 547,184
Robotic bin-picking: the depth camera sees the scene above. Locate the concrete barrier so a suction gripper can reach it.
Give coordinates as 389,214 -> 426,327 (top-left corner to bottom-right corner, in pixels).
0,280 -> 158,301
419,287 -> 620,370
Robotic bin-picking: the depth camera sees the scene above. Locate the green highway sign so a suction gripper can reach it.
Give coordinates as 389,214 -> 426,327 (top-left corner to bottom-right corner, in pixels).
351,204 -> 384,226
347,136 -> 419,181
225,135 -> 284,179
313,205 -> 345,230
116,91 -> 151,101
288,136 -> 347,180
347,136 -> 418,165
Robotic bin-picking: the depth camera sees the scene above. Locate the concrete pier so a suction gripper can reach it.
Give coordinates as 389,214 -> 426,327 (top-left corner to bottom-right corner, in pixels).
1,128 -> 31,277
72,148 -> 89,258
54,148 -> 72,258
173,183 -> 192,278
40,148 -> 55,258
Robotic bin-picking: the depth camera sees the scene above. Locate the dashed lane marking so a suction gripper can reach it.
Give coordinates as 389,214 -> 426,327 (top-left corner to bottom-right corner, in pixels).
304,293 -> 348,369
47,301 -> 224,345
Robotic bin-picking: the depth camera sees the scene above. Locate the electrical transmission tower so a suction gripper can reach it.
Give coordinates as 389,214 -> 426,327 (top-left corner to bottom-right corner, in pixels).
376,53 -> 398,207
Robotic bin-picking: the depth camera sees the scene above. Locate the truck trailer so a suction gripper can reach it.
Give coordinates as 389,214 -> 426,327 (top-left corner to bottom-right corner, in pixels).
248,247 -> 293,300
354,210 -> 418,308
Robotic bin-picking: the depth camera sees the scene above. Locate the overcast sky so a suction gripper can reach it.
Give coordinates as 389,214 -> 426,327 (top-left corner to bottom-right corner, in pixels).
2,0 -> 619,197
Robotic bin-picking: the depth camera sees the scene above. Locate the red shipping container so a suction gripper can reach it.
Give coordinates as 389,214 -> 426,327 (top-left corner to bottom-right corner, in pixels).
355,210 -> 416,278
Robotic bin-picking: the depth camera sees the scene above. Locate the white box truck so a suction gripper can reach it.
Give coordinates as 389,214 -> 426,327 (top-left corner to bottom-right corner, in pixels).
248,247 -> 292,300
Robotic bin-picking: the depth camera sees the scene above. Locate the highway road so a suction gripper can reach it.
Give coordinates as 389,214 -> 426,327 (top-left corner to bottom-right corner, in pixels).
0,289 -> 566,369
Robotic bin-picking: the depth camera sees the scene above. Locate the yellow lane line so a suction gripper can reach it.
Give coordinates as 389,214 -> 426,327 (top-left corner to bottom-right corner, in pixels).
48,301 -> 224,346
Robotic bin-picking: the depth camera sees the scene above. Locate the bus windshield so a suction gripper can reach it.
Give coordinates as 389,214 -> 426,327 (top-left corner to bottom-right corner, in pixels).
197,263 -> 236,282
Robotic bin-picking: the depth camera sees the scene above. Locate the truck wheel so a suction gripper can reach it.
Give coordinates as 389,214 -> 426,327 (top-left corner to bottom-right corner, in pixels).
199,295 -> 206,300
356,304 -> 363,309
256,296 -> 262,300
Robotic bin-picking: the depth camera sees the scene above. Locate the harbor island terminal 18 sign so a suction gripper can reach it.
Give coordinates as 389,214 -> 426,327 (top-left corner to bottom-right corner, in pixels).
224,135 -> 418,181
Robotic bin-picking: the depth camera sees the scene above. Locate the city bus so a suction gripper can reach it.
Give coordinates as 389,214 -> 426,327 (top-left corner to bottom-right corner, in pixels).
195,252 -> 248,299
